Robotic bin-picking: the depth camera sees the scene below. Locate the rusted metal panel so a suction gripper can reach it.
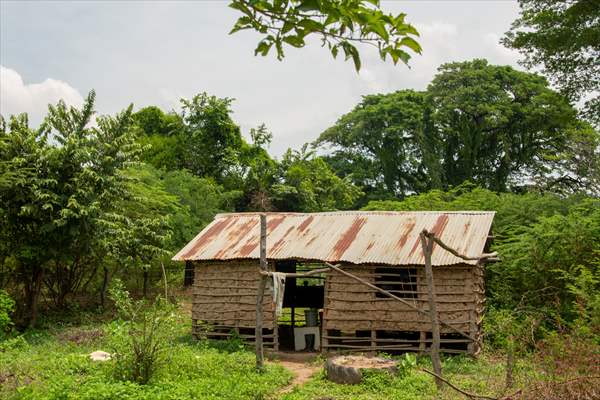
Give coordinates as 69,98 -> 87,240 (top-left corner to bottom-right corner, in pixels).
173,211 -> 495,266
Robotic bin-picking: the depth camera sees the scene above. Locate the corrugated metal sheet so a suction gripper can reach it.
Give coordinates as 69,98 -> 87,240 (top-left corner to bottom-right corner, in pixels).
172,211 -> 494,266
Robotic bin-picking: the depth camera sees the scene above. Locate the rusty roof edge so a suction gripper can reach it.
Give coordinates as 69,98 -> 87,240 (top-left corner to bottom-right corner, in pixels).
214,210 -> 496,218
184,256 -> 479,266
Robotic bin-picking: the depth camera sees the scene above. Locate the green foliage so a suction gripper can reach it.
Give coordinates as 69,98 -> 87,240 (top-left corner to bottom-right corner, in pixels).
272,145 -> 363,211
318,90 -> 428,197
484,307 -> 540,352
0,91 -> 144,325
564,265 -> 600,332
0,334 -> 28,352
161,169 -> 239,248
536,122 -> 600,196
0,290 -> 15,338
318,60 -> 587,196
364,185 -> 600,331
180,93 -> 244,181
494,199 -> 600,326
133,106 -> 185,172
428,59 -> 577,192
503,0 -> 600,125
107,279 -> 178,385
396,353 -> 417,378
106,165 -> 179,265
229,0 -> 421,71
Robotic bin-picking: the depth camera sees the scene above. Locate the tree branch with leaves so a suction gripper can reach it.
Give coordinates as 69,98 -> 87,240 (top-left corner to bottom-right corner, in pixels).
229,0 -> 421,71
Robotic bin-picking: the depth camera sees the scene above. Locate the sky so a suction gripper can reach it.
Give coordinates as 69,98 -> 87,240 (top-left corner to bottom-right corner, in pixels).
0,0 -> 522,157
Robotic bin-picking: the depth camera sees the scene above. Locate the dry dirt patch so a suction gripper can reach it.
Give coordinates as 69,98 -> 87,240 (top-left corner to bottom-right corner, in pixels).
267,352 -> 321,394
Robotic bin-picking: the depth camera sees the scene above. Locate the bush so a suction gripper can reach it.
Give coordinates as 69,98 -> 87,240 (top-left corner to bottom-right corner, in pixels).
107,280 -> 178,384
0,290 -> 15,338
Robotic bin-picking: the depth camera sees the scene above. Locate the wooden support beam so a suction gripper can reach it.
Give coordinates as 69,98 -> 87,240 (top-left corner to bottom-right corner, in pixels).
421,230 -> 443,389
425,231 -> 499,262
419,331 -> 427,354
255,214 -> 268,371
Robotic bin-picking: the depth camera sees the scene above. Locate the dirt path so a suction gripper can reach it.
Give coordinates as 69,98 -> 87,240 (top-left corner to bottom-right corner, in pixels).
268,352 -> 321,395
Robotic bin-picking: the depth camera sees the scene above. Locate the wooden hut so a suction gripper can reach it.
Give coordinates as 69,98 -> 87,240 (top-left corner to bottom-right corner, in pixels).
173,211 -> 494,355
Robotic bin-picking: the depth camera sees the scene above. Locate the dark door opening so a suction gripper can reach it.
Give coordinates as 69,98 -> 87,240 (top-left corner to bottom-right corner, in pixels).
275,260 -> 325,351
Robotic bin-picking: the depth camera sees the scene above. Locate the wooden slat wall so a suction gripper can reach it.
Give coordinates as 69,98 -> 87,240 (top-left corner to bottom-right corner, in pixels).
190,260 -> 483,354
191,261 -> 276,346
322,263 -> 480,354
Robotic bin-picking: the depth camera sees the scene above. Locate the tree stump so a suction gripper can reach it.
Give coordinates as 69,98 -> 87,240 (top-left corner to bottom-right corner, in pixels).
325,355 -> 397,384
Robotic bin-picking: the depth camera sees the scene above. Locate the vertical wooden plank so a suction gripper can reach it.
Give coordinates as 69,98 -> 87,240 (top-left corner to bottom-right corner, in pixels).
370,328 -> 376,354
467,266 -> 477,355
321,271 -> 330,354
273,306 -> 279,352
419,331 -> 426,354
255,214 -> 268,371
420,231 -> 443,390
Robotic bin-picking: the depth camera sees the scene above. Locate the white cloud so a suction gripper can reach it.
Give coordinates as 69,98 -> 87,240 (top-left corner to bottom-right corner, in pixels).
483,33 -> 521,66
0,65 -> 84,125
348,21 -> 460,97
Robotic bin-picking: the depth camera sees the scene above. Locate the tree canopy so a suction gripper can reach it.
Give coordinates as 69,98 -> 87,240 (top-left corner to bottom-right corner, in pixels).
503,0 -> 600,125
317,59 -> 589,197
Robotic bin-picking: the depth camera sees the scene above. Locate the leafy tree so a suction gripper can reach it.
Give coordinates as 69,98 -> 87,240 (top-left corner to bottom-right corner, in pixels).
105,164 -> 180,299
428,59 -> 577,192
229,0 -> 421,71
180,93 -> 244,182
0,92 -> 143,325
272,144 -> 362,211
132,100 -> 279,212
317,90 -> 429,198
362,182 -> 576,242
318,60 -> 583,196
503,0 -> 600,125
231,124 -> 279,211
532,122 -> 600,196
161,168 -> 239,248
133,107 -> 185,171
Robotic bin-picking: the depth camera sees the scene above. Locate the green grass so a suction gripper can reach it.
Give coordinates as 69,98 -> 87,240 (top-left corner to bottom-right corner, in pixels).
0,306 -> 546,400
281,354 -> 539,400
0,313 -> 292,400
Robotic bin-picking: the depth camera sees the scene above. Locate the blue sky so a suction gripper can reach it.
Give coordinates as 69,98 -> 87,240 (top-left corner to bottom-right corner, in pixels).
1,1 -> 521,156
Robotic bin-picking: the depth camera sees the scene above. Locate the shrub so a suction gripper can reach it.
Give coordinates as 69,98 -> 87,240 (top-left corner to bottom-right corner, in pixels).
0,290 -> 15,338
107,279 -> 177,384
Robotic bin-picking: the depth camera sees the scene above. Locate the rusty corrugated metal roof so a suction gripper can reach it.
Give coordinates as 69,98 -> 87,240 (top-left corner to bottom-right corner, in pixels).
172,211 -> 494,266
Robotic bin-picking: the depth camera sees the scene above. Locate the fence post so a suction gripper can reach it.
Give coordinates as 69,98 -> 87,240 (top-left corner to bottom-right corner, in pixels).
420,230 -> 443,389
255,214 -> 268,371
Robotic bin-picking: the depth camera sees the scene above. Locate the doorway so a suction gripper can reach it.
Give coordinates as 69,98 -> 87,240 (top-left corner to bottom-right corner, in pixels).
275,260 -> 325,351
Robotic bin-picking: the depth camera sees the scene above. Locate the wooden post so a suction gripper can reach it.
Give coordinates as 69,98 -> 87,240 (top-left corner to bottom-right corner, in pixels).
419,331 -> 427,354
420,230 -> 443,390
273,306 -> 279,352
255,214 -> 268,371
370,327 -> 377,355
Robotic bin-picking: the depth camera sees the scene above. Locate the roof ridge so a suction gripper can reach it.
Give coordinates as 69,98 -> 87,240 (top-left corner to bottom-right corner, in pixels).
215,210 -> 496,218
